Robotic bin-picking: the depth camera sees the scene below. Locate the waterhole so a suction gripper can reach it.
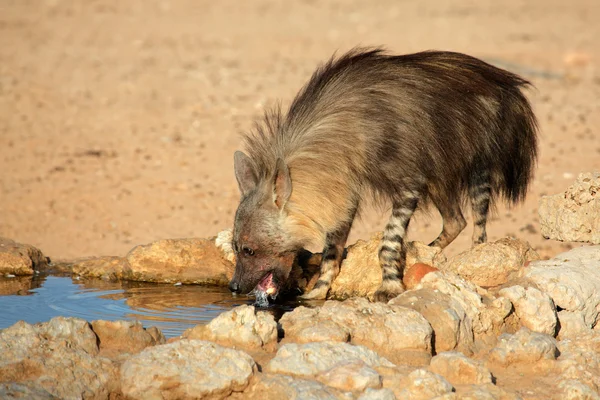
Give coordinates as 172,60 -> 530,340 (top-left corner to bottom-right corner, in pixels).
0,274 -> 299,338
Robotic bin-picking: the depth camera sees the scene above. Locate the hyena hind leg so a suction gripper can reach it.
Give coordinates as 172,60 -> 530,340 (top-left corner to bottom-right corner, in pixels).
373,191 -> 419,302
469,169 -> 491,245
300,207 -> 357,300
428,195 -> 466,249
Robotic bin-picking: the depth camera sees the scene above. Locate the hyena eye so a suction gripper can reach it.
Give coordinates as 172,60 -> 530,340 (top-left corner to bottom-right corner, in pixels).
242,246 -> 255,256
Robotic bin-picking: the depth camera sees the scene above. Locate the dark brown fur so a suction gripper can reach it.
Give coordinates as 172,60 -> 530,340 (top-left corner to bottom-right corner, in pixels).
229,48 -> 538,302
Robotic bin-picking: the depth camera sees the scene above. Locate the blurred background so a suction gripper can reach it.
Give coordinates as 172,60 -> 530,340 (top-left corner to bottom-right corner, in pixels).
0,0 -> 598,260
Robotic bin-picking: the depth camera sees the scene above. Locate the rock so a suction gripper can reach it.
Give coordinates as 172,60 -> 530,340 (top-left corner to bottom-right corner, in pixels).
214,229 -> 236,264
358,388 -> 397,400
91,320 -> 165,356
539,172 -> 600,244
317,360 -> 382,392
280,298 -> 433,365
266,342 -> 394,378
328,233 -> 445,299
443,237 -> 539,287
498,285 -> 558,336
0,318 -> 118,399
0,238 -> 48,276
244,374 -> 345,400
488,328 -> 559,366
556,332 -> 600,392
558,310 -> 593,339
396,369 -> 453,400
391,289 -> 474,354
459,384 -> 523,400
70,256 -> 132,280
182,305 -> 277,350
429,351 -> 492,385
403,263 -> 439,290
121,339 -> 256,399
520,246 -> 600,330
125,237 -> 234,284
0,383 -> 56,399
558,380 -> 600,400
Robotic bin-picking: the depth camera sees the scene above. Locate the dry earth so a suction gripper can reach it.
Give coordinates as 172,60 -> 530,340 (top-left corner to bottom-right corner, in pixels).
1,0 -> 599,260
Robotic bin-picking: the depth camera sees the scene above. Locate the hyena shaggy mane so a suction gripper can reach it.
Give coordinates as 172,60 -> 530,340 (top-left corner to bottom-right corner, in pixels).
229,48 -> 538,303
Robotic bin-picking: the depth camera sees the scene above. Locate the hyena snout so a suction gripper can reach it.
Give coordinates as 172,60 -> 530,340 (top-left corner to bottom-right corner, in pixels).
228,280 -> 241,294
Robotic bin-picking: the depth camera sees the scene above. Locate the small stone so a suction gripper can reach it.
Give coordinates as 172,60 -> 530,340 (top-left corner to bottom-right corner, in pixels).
397,369 -> 453,400
558,380 -> 600,400
91,320 -> 165,356
318,360 -> 382,392
488,328 -> 559,366
121,340 -> 256,399
244,374 -> 343,400
358,388 -> 397,400
499,285 -> 558,336
429,351 -> 493,385
182,305 -> 277,350
403,263 -> 439,290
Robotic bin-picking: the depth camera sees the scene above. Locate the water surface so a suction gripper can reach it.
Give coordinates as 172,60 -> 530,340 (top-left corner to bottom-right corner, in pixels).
0,275 -> 297,338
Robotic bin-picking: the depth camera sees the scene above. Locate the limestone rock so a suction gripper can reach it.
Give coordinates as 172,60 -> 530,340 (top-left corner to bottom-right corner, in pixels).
121,339 -> 256,399
358,388 -> 397,400
280,298 -> 433,365
488,328 -> 558,366
244,374 -> 345,400
0,318 -> 118,399
91,320 -> 165,356
520,246 -> 600,330
429,351 -> 492,385
70,256 -> 132,280
460,384 -> 523,400
125,237 -> 234,284
556,332 -> 600,392
558,380 -> 600,400
328,233 -> 446,299
558,310 -> 593,339
0,238 -> 48,276
317,360 -> 382,392
266,341 -> 394,378
391,289 -> 474,354
498,285 -> 558,336
443,237 -> 539,287
396,369 -> 453,400
539,172 -> 600,244
182,305 -> 277,350
0,383 -> 57,399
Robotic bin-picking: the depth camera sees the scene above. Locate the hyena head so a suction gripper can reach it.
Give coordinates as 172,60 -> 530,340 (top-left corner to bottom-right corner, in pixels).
229,151 -> 299,299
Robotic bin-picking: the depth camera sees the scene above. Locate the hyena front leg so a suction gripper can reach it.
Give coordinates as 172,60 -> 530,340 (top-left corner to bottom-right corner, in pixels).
469,169 -> 491,245
373,192 -> 419,302
300,207 -> 357,300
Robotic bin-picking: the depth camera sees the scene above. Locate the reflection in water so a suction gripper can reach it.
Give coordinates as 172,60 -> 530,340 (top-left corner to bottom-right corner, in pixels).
0,276 -> 300,338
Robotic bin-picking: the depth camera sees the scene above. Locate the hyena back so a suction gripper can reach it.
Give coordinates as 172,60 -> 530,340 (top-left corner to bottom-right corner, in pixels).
230,48 -> 538,302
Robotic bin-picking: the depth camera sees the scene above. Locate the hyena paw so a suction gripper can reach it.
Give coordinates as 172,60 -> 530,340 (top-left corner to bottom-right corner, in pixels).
373,281 -> 405,302
299,283 -> 329,300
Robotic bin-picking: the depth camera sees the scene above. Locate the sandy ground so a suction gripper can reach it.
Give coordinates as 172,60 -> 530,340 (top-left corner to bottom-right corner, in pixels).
1,0 -> 599,261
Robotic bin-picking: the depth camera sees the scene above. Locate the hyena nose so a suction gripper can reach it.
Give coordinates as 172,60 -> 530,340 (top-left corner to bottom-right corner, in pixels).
229,281 -> 241,294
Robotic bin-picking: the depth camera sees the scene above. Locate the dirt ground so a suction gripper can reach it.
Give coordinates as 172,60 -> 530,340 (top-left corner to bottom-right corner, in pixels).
0,0 -> 598,261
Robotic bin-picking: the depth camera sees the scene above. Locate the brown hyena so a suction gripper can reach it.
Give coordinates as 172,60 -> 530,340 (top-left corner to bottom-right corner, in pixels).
228,48 -> 538,303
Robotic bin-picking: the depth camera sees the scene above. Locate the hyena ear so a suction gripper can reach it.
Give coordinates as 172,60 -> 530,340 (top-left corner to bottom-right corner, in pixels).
234,151 -> 258,196
273,158 -> 291,210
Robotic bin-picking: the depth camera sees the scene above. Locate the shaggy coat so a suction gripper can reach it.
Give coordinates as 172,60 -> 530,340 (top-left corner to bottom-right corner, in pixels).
230,48 -> 538,301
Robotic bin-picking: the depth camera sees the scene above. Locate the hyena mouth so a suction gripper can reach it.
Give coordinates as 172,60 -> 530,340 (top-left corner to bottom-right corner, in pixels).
252,272 -> 278,307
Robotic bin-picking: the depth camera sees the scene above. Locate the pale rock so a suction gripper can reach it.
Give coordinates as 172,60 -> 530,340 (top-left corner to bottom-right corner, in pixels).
390,289 -> 474,354
318,360 -> 382,392
443,237 -> 539,287
91,320 -> 165,355
125,237 -> 234,284
266,341 -> 394,378
0,383 -> 56,399
70,256 -> 132,280
460,384 -> 523,400
182,305 -> 277,350
556,332 -> 600,390
520,246 -> 600,329
429,351 -> 492,385
358,388 -> 397,400
0,238 -> 48,276
539,172 -> 600,244
488,328 -> 558,366
328,233 -> 446,299
280,298 -> 433,365
215,228 -> 236,264
121,339 -> 256,399
396,369 -> 453,400
0,318 -> 118,399
498,285 -> 558,336
244,374 -> 346,400
558,380 -> 600,400
558,310 -> 593,339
